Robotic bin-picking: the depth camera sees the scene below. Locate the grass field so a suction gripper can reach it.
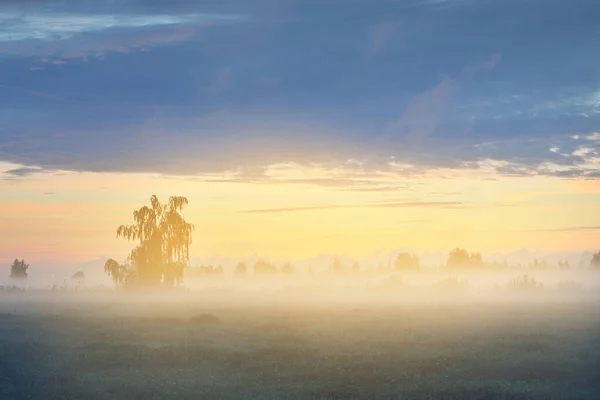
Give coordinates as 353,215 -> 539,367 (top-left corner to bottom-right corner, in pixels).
1,293 -> 599,400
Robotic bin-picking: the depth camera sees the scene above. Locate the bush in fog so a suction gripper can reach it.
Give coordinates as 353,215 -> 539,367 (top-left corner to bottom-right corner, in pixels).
506,274 -> 543,292
394,253 -> 419,270
528,259 -> 552,270
235,262 -> 248,276
70,271 -> 85,286
591,251 -> 600,269
0,284 -> 25,292
187,265 -> 223,278
9,259 -> 29,279
104,258 -> 134,287
435,277 -> 468,293
253,259 -> 278,274
280,263 -> 295,275
554,280 -> 582,292
557,260 -> 571,270
446,248 -> 483,269
329,259 -> 361,275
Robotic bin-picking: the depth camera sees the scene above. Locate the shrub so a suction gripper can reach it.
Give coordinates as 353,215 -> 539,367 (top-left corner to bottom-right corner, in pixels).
9,259 -> 29,279
506,274 -> 543,292
394,253 -> 420,270
591,250 -> 600,269
435,277 -> 469,293
554,280 -> 582,292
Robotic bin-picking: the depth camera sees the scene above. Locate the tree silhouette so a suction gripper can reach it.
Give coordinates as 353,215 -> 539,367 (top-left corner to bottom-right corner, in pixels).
105,195 -> 194,287
394,253 -> 419,270
591,250 -> 600,269
280,263 -> 295,274
9,259 -> 29,279
331,259 -> 344,274
104,258 -> 131,286
188,265 -> 223,277
447,248 -> 483,269
234,262 -> 247,276
71,271 -> 85,286
253,259 -> 278,274
352,261 -> 360,274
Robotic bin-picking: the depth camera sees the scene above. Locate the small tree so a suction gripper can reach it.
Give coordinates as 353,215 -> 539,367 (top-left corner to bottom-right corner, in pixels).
331,259 -> 344,274
280,263 -> 295,274
447,248 -> 483,269
71,271 -> 85,286
591,251 -> 600,269
104,258 -> 132,286
394,253 -> 419,270
235,262 -> 247,276
253,259 -> 277,274
9,259 -> 29,279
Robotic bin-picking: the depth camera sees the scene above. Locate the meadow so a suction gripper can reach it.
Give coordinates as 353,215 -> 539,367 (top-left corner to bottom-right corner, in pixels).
1,285 -> 599,400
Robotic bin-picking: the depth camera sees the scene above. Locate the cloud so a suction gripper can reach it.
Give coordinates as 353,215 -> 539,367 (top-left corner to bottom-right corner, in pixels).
207,67 -> 235,94
1,0 -> 599,182
0,12 -> 244,42
0,10 -> 246,61
370,19 -> 398,56
240,201 -> 465,214
392,54 -> 501,145
2,24 -> 201,61
2,166 -> 48,178
522,226 -> 600,233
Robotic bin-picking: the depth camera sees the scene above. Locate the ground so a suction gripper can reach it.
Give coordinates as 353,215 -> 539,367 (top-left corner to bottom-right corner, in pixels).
1,294 -> 599,399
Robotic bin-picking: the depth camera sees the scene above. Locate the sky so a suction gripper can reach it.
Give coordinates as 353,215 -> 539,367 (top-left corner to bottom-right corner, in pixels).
1,0 -> 599,268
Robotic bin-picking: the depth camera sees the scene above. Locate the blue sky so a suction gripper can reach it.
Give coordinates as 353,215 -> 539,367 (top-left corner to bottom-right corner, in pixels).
1,0 -> 599,178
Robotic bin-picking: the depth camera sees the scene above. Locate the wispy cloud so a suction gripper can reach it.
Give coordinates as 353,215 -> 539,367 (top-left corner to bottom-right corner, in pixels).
0,12 -> 245,42
240,201 -> 465,214
370,19 -> 398,56
2,166 -> 49,178
0,11 -> 246,60
394,54 -> 501,144
522,226 -> 600,232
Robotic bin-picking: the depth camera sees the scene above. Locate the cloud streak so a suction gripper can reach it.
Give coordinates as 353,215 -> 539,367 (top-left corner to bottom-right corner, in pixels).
240,201 -> 466,214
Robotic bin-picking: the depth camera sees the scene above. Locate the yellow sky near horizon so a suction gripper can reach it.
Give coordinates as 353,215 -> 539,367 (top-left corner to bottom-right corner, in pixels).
1,161 -> 599,263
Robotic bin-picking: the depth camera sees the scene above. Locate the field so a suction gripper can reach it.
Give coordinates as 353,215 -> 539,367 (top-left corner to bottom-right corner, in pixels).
1,291 -> 599,400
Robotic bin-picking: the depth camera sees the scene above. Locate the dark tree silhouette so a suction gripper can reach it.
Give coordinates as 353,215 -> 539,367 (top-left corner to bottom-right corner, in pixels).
71,271 -> 85,286
591,250 -> 600,269
9,259 -> 29,279
394,253 -> 419,270
105,195 -> 194,287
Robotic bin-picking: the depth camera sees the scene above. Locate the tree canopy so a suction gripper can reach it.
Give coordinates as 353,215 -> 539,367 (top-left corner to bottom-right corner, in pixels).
447,248 -> 483,269
104,195 -> 194,288
9,259 -> 29,279
592,250 -> 600,269
394,253 -> 420,270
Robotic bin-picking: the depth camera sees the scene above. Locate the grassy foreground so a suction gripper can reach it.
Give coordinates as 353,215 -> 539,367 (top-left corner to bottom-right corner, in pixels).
1,295 -> 599,400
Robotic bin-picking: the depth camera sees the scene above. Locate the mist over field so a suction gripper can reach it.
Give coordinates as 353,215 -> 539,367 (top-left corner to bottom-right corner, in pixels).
2,0 -> 600,398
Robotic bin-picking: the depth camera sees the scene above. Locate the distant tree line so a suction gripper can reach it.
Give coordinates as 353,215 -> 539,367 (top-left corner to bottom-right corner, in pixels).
98,195 -> 600,289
